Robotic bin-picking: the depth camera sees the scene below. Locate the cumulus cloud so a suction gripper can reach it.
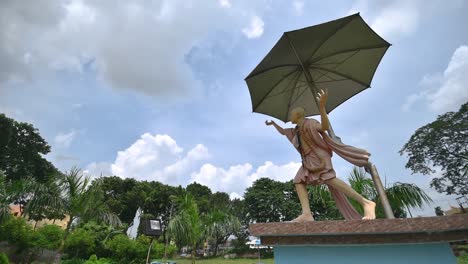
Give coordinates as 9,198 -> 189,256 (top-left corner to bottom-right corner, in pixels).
190,161 -> 301,197
292,1 -> 305,16
348,0 -> 463,38
219,0 -> 232,8
84,161 -> 112,179
54,130 -> 77,148
403,45 -> 468,113
242,16 -> 264,39
0,0 -> 264,97
110,133 -> 210,185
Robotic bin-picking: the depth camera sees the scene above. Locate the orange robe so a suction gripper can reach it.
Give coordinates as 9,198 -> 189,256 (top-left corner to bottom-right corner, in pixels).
284,118 -> 370,220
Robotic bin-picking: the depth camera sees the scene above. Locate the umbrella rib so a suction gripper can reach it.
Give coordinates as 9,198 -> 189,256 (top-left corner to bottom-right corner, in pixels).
245,64 -> 299,80
252,70 -> 299,110
309,44 -> 390,64
266,71 -> 301,98
308,65 -> 369,87
313,50 -> 360,82
304,15 -> 357,63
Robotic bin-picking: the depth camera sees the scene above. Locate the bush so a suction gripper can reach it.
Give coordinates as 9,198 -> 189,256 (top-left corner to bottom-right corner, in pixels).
0,217 -> 35,251
83,254 -> 112,264
35,224 -> 64,250
0,253 -> 9,264
64,228 -> 97,259
62,259 -> 85,264
105,234 -> 142,263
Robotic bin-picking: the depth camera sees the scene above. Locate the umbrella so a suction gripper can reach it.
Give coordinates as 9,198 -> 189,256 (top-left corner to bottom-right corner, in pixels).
244,13 -> 396,219
245,13 -> 390,123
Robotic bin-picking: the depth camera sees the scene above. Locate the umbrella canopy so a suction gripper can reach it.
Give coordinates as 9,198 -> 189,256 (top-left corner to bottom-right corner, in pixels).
245,13 -> 390,122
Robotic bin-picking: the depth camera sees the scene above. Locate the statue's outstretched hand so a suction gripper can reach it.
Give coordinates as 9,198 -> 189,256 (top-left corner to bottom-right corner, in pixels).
316,89 -> 328,108
265,120 -> 274,126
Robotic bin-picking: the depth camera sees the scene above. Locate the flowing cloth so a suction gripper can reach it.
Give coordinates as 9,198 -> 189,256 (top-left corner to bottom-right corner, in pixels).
284,118 -> 370,220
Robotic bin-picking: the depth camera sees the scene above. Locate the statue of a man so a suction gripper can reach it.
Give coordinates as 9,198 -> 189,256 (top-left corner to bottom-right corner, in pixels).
266,90 -> 376,221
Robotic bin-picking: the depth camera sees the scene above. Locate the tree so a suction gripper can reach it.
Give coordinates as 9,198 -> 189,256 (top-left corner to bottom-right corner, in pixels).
400,102 -> 468,195
186,182 -> 212,214
244,178 -> 285,222
347,167 -> 433,218
202,209 -> 240,256
62,168 -> 122,235
167,194 -> 202,264
0,114 -> 58,184
244,178 -> 342,223
435,206 -> 445,216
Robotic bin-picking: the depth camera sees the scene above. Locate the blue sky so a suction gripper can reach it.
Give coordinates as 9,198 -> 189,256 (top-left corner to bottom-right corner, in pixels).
1,0 -> 467,216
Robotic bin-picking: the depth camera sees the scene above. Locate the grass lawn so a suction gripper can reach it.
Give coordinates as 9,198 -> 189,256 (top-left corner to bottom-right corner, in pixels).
157,258 -> 274,264
459,255 -> 468,264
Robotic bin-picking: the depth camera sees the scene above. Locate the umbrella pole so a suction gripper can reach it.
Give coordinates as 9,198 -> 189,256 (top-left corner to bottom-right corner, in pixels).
327,118 -> 395,219
286,34 -> 395,219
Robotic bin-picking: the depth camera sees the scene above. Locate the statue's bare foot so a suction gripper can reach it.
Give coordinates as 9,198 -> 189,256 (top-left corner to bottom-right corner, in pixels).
362,200 -> 376,220
291,213 -> 314,222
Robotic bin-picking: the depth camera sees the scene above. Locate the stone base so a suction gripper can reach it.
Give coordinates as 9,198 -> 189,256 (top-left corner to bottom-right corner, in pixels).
249,214 -> 467,264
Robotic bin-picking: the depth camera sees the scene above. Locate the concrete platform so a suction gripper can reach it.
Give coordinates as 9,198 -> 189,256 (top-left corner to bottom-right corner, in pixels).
249,214 -> 468,264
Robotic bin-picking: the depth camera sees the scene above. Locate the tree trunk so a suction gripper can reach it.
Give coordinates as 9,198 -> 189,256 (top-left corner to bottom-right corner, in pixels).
191,244 -> 196,264
54,215 -> 74,264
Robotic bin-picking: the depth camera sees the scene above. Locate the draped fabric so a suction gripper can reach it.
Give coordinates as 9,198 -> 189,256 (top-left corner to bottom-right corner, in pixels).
284,118 -> 370,220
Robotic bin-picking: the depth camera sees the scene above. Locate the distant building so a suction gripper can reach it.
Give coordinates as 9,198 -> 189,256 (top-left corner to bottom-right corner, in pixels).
9,204 -> 70,230
444,206 -> 465,216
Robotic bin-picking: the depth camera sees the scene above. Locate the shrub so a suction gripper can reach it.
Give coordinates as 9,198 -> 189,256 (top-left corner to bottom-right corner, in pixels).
0,253 -> 9,264
105,234 -> 141,263
83,254 -> 112,264
62,259 -> 85,264
0,217 -> 35,251
64,228 -> 97,259
35,224 -> 64,250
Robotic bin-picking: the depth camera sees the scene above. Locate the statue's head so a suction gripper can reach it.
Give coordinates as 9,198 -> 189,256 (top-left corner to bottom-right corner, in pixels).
289,107 -> 305,124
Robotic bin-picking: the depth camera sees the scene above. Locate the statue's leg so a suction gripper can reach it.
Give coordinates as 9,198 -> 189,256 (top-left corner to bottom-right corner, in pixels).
326,178 -> 376,220
291,183 -> 314,222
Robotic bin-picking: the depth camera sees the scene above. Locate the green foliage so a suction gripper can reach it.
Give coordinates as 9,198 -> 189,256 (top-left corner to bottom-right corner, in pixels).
0,253 -> 9,264
187,182 -> 212,214
203,209 -> 240,255
0,217 -> 35,251
435,206 -> 445,216
348,167 -> 433,218
64,228 -> 97,259
34,224 -> 64,250
400,102 -> 468,195
62,259 -> 85,264
84,255 -> 112,264
168,194 -> 202,263
244,178 -> 341,223
104,234 -> 143,262
0,113 -> 58,184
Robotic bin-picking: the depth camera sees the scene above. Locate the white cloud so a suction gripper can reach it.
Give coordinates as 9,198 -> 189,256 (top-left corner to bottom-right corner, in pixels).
219,0 -> 231,8
292,1 -> 304,16
0,1 -> 265,97
403,45 -> 468,113
54,130 -> 77,148
190,161 -> 301,197
242,16 -> 264,39
83,161 -> 112,179
348,0 -> 463,39
110,133 -> 210,185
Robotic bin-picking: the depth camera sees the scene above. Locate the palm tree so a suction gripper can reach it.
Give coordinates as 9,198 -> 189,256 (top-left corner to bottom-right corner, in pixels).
60,167 -> 122,234
347,167 -> 433,218
167,194 -> 202,264
203,209 -> 240,256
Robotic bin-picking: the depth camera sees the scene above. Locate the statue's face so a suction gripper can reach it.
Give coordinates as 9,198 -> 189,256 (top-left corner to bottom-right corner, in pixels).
289,110 -> 302,124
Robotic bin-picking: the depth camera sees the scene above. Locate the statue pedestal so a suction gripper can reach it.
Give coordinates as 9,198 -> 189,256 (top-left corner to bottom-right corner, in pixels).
249,214 -> 467,264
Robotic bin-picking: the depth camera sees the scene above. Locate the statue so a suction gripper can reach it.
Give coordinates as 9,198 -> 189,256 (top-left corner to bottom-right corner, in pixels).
266,90 -> 376,221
